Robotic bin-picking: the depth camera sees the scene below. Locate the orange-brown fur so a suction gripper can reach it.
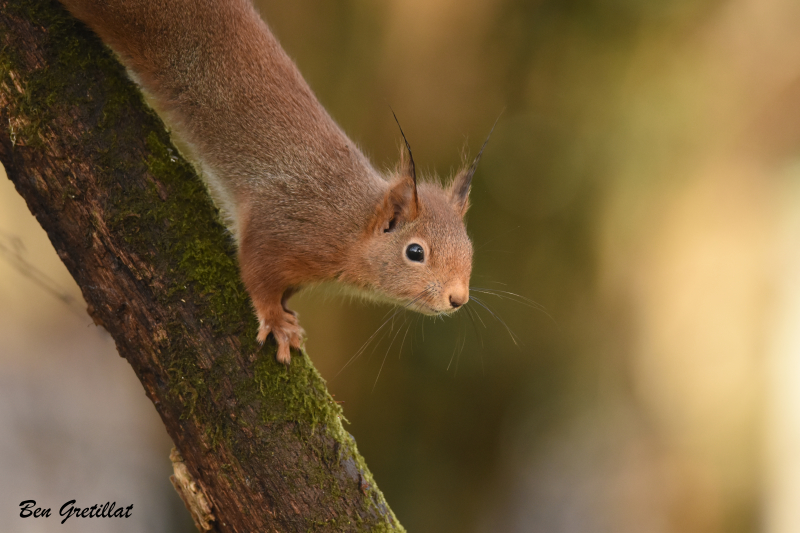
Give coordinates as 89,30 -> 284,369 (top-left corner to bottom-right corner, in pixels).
60,0 -> 475,364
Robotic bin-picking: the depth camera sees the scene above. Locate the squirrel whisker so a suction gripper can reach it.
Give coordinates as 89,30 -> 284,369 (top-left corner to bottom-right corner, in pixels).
337,287 -> 434,377
372,317 -> 409,391
470,287 -> 559,329
397,321 -> 412,361
468,295 -> 521,346
463,305 -> 485,348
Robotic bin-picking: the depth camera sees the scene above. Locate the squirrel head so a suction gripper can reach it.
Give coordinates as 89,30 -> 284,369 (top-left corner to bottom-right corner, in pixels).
350,146 -> 477,315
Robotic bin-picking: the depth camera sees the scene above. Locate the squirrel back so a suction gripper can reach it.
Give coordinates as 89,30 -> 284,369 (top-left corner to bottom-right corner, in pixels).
60,0 -> 478,364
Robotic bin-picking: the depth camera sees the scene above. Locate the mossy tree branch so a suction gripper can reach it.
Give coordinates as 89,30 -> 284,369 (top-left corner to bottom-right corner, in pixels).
0,2 -> 403,531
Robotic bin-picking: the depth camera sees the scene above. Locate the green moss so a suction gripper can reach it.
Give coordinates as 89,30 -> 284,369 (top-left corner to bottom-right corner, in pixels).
252,350 -> 344,425
3,3 -> 112,146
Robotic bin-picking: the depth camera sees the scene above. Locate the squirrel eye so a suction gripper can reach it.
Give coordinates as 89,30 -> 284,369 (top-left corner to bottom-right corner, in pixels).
405,243 -> 424,262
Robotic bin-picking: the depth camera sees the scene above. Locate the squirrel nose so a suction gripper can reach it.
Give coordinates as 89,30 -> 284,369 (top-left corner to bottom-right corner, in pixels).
448,287 -> 469,309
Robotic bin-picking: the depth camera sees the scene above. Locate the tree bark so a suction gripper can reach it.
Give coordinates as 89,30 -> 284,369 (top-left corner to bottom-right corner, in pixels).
0,2 -> 403,532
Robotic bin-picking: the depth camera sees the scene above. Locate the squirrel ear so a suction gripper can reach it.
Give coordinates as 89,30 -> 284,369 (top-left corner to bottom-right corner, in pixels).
451,118 -> 498,218
450,167 -> 474,217
370,175 -> 419,234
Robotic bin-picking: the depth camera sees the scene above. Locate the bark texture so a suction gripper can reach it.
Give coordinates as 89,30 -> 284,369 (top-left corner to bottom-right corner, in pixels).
0,2 -> 403,531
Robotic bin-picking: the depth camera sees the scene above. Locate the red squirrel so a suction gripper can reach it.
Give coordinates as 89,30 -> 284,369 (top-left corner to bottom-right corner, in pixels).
60,0 -> 480,364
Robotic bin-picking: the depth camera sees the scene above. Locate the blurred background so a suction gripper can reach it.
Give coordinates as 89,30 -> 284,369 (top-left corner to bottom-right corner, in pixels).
3,0 -> 800,531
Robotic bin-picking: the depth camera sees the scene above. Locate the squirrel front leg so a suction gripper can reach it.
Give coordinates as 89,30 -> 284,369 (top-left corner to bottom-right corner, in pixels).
239,238 -> 305,365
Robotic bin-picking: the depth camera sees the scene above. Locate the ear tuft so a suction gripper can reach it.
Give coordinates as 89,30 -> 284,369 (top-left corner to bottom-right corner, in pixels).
450,118 -> 498,217
391,108 -> 419,212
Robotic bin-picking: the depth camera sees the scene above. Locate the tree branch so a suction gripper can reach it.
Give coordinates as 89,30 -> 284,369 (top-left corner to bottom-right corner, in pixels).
0,1 -> 403,531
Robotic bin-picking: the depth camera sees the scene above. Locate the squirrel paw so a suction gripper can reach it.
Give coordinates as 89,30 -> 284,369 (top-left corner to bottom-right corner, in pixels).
256,311 -> 305,365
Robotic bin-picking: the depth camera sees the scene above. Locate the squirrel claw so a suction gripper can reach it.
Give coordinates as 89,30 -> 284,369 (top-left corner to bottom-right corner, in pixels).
256,321 -> 271,346
256,312 -> 305,365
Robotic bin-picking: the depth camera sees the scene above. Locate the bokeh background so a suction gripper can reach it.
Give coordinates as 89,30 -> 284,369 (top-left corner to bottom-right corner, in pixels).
3,0 -> 800,531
